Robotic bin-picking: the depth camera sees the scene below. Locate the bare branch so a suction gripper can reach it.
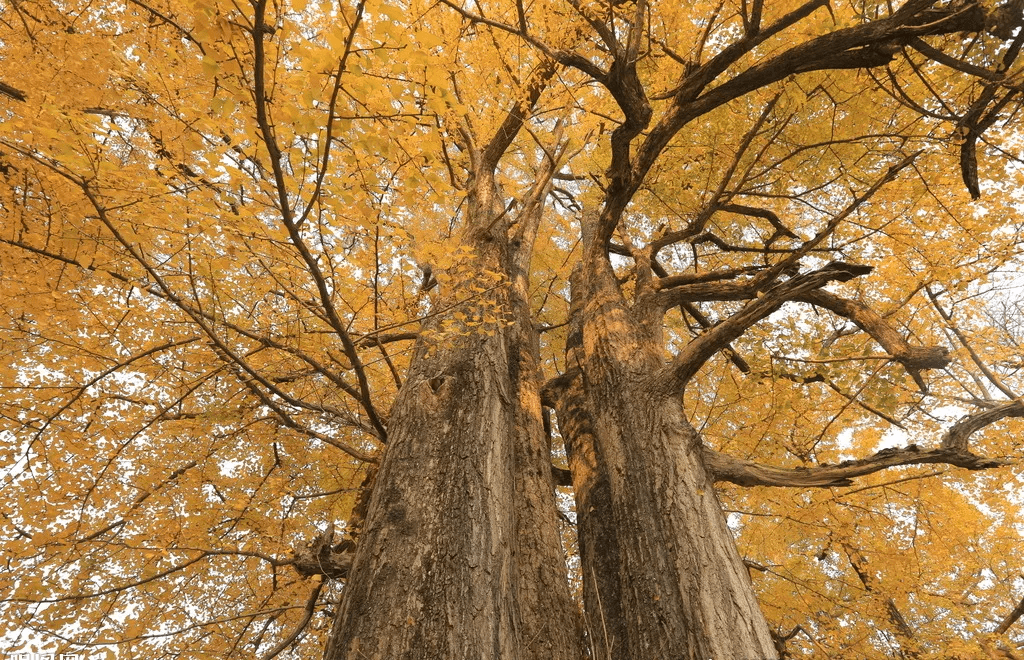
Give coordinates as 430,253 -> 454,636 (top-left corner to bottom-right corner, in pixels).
927,287 -> 1019,400
941,400 -> 1024,451
707,393 -> 1021,489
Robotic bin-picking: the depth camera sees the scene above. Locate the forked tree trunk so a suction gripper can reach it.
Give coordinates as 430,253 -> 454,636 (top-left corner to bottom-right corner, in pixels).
554,250 -> 779,660
323,189 -> 581,659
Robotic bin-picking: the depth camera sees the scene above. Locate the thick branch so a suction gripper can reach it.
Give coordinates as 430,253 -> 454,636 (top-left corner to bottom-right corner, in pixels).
996,592 -> 1024,635
654,266 -> 762,293
907,37 -> 1001,81
657,262 -> 873,393
0,80 -> 27,102
654,0 -> 827,105
959,24 -> 1024,197
551,465 -> 573,487
705,443 -> 1008,489
479,59 -> 559,173
707,398 -> 1020,489
680,301 -> 753,373
942,400 -> 1024,451
594,23 -> 654,247
290,528 -> 354,580
632,0 -> 1004,219
798,290 -> 951,372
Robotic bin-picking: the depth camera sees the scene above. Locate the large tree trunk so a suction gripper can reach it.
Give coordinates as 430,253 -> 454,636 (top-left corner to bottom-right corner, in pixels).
555,249 -> 778,660
323,184 -> 581,659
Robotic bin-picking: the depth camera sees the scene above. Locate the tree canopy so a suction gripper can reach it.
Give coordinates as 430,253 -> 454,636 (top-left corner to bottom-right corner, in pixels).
2,0 -> 1024,657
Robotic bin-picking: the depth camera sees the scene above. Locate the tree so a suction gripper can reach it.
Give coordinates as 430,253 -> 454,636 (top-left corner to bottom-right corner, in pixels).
2,0 -> 1024,657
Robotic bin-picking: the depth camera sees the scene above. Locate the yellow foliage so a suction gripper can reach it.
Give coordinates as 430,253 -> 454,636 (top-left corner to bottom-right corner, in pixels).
1,0 -> 1023,657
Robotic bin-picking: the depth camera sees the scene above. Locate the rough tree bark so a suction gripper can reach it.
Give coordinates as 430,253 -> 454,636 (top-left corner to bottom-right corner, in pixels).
323,104 -> 582,657
321,225 -> 580,660
551,236 -> 780,660
322,302 -> 578,659
546,220 -> 983,659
